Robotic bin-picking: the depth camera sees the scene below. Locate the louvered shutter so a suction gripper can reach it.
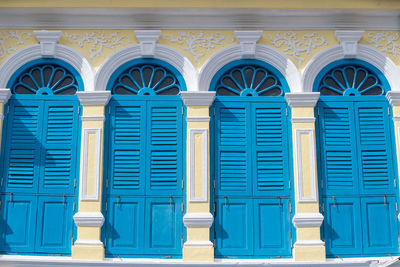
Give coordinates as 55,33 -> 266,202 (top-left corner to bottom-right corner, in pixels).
39,101 -> 79,195
146,101 -> 182,196
319,102 -> 359,196
355,102 -> 395,195
109,101 -> 146,195
215,102 -> 252,196
252,103 -> 289,196
3,100 -> 42,194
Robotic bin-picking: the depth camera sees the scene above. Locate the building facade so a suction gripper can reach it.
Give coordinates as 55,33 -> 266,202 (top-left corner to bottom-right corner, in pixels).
0,2 -> 400,266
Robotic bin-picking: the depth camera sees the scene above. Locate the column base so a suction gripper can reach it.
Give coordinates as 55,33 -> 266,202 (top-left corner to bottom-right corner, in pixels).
293,243 -> 326,262
71,244 -> 105,261
183,243 -> 214,262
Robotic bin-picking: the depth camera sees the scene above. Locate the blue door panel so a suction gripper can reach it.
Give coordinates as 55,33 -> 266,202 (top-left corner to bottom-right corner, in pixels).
253,198 -> 290,256
361,196 -> 398,254
324,197 -> 362,256
35,196 -> 73,254
105,197 -> 145,256
0,194 -> 37,253
215,198 -> 253,256
144,197 -> 182,255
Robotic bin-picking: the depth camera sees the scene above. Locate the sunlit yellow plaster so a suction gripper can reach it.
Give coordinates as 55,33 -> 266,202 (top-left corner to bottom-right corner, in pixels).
187,106 -> 210,117
293,246 -> 326,262
300,134 -> 312,199
71,245 -> 104,261
194,133 -> 204,198
187,227 -> 210,241
77,226 -> 101,241
183,246 -> 214,262
85,133 -> 97,197
297,227 -> 321,241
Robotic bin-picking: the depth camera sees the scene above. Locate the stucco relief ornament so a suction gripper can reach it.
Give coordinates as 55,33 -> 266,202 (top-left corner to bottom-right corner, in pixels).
64,31 -> 131,61
269,32 -> 328,65
0,31 -> 32,59
163,31 -> 233,65
366,31 -> 400,58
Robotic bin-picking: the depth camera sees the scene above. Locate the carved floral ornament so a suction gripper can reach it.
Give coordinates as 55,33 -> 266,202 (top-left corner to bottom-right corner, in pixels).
0,30 -> 32,59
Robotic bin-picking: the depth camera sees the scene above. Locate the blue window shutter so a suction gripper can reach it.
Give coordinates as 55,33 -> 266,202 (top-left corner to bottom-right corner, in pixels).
109,102 -> 146,195
146,101 -> 182,195
35,196 -> 74,254
105,196 -> 145,256
361,196 -> 398,254
355,102 -> 395,195
0,194 -> 37,253
324,196 -> 363,256
38,101 -> 79,195
3,100 -> 42,194
215,102 -> 252,196
253,198 -> 291,256
252,103 -> 289,196
215,198 -> 253,256
319,101 -> 359,195
144,197 -> 182,255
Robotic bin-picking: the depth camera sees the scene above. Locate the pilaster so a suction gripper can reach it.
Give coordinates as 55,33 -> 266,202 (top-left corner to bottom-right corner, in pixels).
285,92 -> 325,262
0,89 -> 12,154
180,91 -> 215,262
71,91 -> 111,260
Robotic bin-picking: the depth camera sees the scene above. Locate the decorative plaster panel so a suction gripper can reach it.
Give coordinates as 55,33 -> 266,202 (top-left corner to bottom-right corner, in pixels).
188,129 -> 208,202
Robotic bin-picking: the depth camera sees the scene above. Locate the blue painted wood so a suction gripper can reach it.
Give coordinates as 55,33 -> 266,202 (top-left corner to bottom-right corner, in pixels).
324,197 -> 363,256
361,196 -> 398,255
253,198 -> 291,256
215,198 -> 253,256
35,196 -> 74,254
0,194 -> 37,253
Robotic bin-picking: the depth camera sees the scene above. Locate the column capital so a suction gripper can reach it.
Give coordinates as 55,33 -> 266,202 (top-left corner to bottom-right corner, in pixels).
386,91 -> 400,106
73,212 -> 105,227
183,212 -> 214,227
0,89 -> 11,104
180,92 -> 216,107
285,92 -> 320,107
77,91 -> 111,106
292,213 -> 324,228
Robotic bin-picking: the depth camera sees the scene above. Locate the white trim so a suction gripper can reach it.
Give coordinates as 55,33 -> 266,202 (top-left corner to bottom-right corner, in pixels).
33,30 -> 62,57
294,240 -> 325,247
335,30 -> 364,57
291,118 -> 315,123
295,129 -> 318,203
285,93 -> 320,107
73,212 -> 105,227
188,129 -> 208,202
386,91 -> 400,106
180,92 -> 216,107
73,240 -> 104,246
186,117 -> 210,122
95,44 -> 197,92
183,241 -> 213,247
199,44 -> 301,93
302,44 -> 400,92
0,44 -> 94,92
234,31 -> 263,57
80,128 -> 102,201
81,116 -> 106,121
77,91 -> 111,106
134,30 -> 161,57
292,213 -> 324,228
1,9 -> 400,30
0,89 -> 11,104
183,212 -> 214,227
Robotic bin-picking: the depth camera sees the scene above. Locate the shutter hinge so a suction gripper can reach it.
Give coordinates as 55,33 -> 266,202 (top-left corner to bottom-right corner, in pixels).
105,201 -> 108,212
104,236 -> 107,247
1,177 -> 3,187
182,106 -> 184,118
71,237 -> 73,247
213,202 -> 216,217
286,107 -> 288,117
288,180 -> 291,189
181,179 -> 184,190
74,178 -> 77,188
6,105 -> 9,114
181,203 -> 184,213
289,201 -> 292,214
214,237 -> 216,247
106,179 -> 108,189
78,106 -> 81,115
108,106 -> 111,115
213,107 -> 215,116
0,200 -> 2,210
395,178 -> 397,188
181,237 -> 183,247
396,202 -> 398,213
317,107 -> 320,116
389,107 -> 391,117
73,202 -> 76,212
213,180 -> 216,192
320,179 -> 323,188
321,203 -> 324,213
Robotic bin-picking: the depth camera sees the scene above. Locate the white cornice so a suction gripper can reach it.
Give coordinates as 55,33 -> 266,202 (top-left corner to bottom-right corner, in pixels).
1,9 -> 400,30
0,89 -> 12,104
180,92 -> 216,106
285,92 -> 320,107
386,92 -> 400,106
183,212 -> 214,227
77,91 -> 111,106
292,213 -> 324,228
73,212 -> 105,227
33,30 -> 62,57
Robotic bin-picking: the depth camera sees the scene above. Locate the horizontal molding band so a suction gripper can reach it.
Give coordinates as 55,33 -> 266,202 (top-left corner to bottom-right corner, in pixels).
186,116 -> 210,122
73,212 -> 105,227
292,213 -> 324,228
73,240 -> 104,246
81,116 -> 106,121
183,212 -> 214,227
291,117 -> 316,123
1,9 -> 400,30
184,241 -> 213,247
294,240 -> 325,247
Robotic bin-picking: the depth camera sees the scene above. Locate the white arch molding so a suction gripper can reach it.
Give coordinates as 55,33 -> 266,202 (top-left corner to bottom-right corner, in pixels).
198,44 -> 301,93
302,44 -> 400,92
0,44 -> 94,91
95,44 -> 198,92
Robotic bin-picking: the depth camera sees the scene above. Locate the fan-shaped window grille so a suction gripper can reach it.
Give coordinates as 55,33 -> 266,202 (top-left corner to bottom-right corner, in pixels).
215,65 -> 283,96
11,64 -> 79,95
318,65 -> 385,96
112,64 -> 181,95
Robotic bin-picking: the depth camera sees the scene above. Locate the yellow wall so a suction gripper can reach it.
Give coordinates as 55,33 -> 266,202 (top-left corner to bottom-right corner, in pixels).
0,0 -> 399,9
